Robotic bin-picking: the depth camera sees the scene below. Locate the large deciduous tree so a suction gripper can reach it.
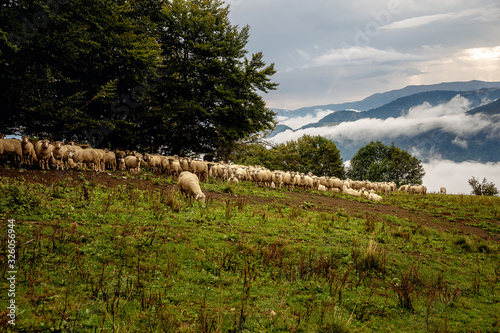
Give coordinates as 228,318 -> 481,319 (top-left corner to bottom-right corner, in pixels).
347,141 -> 425,185
0,0 -> 162,145
1,0 -> 277,155
145,0 -> 278,156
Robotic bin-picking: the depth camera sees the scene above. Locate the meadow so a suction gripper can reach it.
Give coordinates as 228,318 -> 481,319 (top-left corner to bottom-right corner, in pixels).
0,167 -> 499,332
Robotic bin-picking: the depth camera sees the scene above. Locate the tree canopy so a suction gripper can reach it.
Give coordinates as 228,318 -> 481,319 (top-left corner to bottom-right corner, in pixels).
233,135 -> 345,178
347,141 -> 424,186
0,0 -> 277,156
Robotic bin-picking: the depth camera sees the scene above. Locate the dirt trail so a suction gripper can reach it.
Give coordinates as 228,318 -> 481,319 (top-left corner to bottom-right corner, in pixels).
1,167 -> 497,242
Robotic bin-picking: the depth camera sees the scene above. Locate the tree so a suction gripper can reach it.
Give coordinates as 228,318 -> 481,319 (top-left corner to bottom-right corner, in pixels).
143,0 -> 278,156
1,0 -> 277,155
0,0 -> 162,146
468,177 -> 499,196
232,135 -> 345,178
348,141 -> 424,185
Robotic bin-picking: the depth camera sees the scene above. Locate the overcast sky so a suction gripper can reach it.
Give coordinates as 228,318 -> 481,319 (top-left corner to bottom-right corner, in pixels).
227,0 -> 500,110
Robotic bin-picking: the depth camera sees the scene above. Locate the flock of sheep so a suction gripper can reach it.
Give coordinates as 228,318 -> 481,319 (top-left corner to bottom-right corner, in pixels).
0,136 -> 435,202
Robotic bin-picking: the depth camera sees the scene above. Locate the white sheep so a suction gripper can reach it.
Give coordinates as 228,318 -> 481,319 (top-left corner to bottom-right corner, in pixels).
125,155 -> 142,173
440,187 -> 447,194
69,148 -> 101,172
52,141 -> 68,170
409,185 -> 427,195
35,140 -> 54,170
368,193 -> 383,201
144,153 -> 162,173
342,185 -> 361,197
104,149 -> 117,171
166,158 -> 182,178
177,171 -> 206,203
188,159 -> 209,181
1,138 -> 23,164
21,137 -> 35,166
117,157 -> 126,171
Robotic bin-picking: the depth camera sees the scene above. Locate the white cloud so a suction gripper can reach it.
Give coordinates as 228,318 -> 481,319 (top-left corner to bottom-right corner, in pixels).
423,159 -> 500,194
272,95 -> 495,144
278,109 -> 334,130
382,9 -> 475,30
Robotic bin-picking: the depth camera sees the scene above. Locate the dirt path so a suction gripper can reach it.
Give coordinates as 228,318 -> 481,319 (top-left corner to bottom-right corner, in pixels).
1,167 -> 496,242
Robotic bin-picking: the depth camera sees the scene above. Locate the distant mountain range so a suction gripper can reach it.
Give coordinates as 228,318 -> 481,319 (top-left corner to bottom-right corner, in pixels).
268,81 -> 500,163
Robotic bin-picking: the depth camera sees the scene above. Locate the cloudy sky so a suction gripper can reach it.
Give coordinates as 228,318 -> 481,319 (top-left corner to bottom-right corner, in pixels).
227,0 -> 500,110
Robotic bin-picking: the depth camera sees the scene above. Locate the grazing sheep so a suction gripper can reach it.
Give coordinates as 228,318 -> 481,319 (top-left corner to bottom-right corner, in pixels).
35,140 -> 54,170
21,137 -> 35,166
52,141 -> 68,170
125,155 -> 142,173
317,184 -> 327,192
1,138 -> 23,164
177,171 -> 206,203
69,148 -> 101,172
228,175 -> 240,185
440,187 -> 447,194
104,149 -> 117,171
409,185 -> 427,195
398,185 -> 409,192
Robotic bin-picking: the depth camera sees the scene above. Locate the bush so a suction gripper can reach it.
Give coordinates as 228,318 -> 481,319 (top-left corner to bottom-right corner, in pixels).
468,177 -> 499,196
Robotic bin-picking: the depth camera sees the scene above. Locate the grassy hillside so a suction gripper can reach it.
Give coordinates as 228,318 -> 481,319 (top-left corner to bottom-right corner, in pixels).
1,168 -> 499,332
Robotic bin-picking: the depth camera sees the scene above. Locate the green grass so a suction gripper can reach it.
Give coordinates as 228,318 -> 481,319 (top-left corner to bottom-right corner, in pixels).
1,174 -> 499,332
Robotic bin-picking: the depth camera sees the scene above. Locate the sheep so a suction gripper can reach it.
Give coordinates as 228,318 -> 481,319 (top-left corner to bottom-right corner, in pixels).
342,185 -> 361,197
253,169 -> 273,187
281,172 -> 296,190
317,184 -> 327,192
35,140 -> 54,170
440,187 -> 447,194
271,171 -> 283,188
409,185 -> 427,195
69,148 -> 101,172
166,158 -> 182,178
299,174 -> 314,190
1,138 -> 23,164
52,141 -> 68,170
125,155 -> 142,174
380,183 -> 391,195
21,137 -> 35,166
104,149 -> 117,171
228,175 -> 240,185
398,185 -> 409,192
117,157 -> 126,171
368,193 -> 383,201
144,153 -> 162,173
177,171 -> 206,203
93,149 -> 106,172
351,180 -> 366,190
188,159 -> 209,181
328,177 -> 344,191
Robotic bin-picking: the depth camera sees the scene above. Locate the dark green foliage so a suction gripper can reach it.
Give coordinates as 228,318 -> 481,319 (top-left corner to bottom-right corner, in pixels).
468,177 -> 499,196
0,0 -> 277,155
347,141 -> 424,185
233,135 -> 345,177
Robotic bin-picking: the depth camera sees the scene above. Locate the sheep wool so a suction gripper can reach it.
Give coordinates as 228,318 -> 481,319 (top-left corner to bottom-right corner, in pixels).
177,171 -> 206,203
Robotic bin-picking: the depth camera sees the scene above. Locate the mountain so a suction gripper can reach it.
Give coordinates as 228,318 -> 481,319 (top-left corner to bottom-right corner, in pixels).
273,80 -> 500,119
299,88 -> 500,130
268,85 -> 500,163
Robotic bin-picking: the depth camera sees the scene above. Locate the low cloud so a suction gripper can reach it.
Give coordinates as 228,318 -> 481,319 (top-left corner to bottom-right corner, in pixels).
423,159 -> 500,194
271,95 -> 497,145
277,109 -> 334,130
